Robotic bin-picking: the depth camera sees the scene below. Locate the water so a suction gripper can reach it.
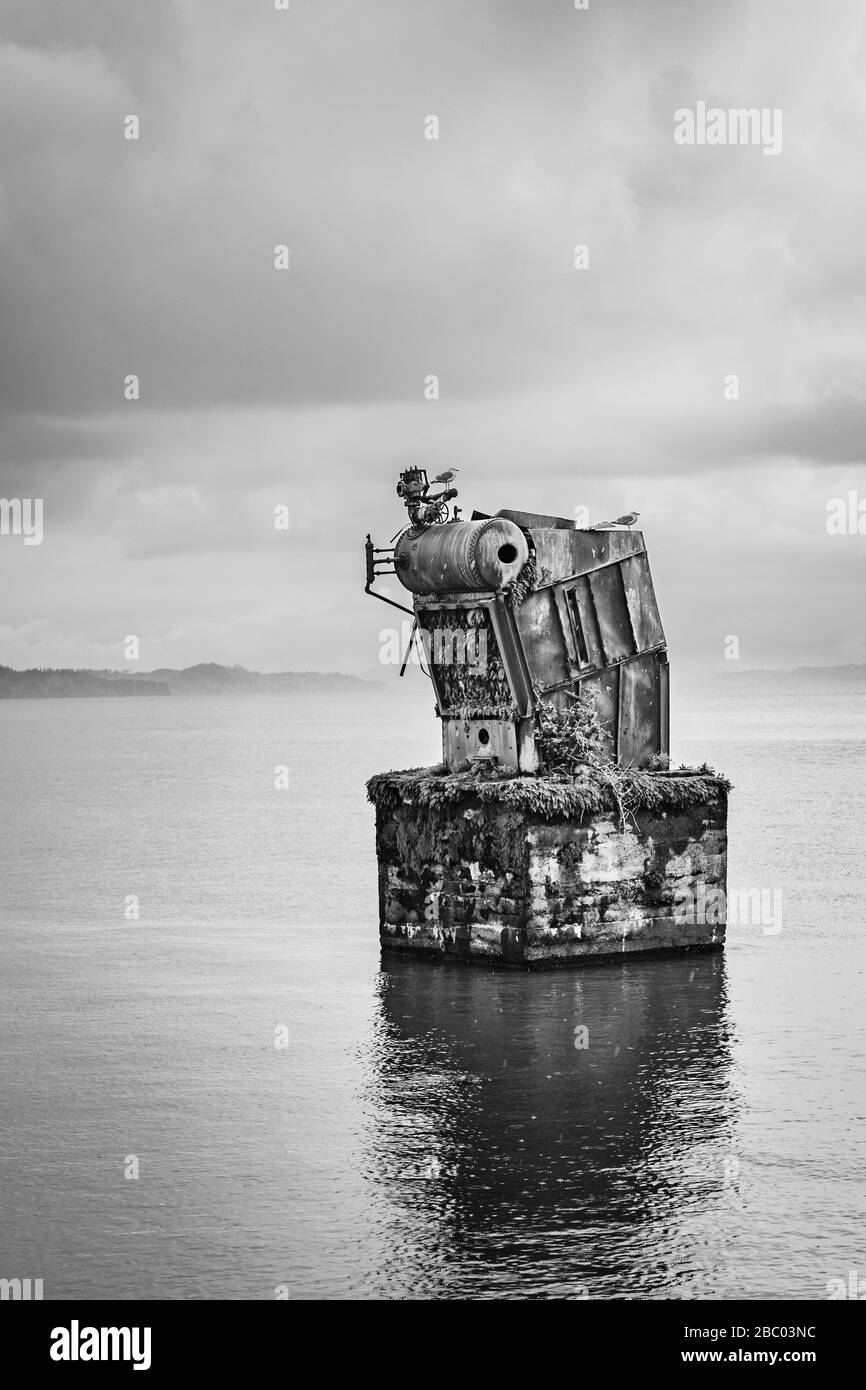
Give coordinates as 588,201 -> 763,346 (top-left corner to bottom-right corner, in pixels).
1,681 -> 864,1300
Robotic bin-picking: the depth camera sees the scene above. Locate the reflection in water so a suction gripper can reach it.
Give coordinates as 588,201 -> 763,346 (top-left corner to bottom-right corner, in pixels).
364,953 -> 742,1299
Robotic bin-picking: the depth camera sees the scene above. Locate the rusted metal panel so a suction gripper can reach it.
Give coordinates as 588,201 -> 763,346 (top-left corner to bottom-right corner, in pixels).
443,718 -> 520,770
552,586 -> 580,675
443,716 -> 539,773
573,667 -> 618,762
513,587 -> 571,691
588,564 -> 635,664
617,654 -> 660,767
529,527 -> 644,584
620,552 -> 665,651
659,655 -> 670,757
496,508 -> 576,530
488,598 -> 535,717
562,575 -> 605,669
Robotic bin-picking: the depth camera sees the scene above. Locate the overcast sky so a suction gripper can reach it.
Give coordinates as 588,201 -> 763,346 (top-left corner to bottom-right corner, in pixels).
1,0 -> 864,678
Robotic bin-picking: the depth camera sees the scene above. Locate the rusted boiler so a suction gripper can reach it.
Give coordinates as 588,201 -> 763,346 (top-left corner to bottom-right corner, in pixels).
365,472 -> 669,773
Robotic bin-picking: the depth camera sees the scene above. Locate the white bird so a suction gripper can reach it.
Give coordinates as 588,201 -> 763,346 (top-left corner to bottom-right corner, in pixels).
597,511 -> 640,529
433,469 -> 458,484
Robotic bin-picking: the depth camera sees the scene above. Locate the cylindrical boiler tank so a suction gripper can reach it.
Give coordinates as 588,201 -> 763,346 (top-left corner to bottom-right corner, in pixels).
394,518 -> 528,594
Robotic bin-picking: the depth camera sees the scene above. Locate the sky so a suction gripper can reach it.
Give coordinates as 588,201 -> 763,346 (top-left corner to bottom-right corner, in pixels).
0,0 -> 864,679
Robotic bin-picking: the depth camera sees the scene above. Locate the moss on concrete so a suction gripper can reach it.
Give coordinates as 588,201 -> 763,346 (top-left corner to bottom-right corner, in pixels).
367,763 -> 730,824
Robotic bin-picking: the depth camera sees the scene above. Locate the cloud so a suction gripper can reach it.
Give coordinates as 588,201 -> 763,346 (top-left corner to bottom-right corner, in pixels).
1,0 -> 865,673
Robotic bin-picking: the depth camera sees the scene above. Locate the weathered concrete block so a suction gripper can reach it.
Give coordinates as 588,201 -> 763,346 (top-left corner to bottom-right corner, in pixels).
368,767 -> 728,968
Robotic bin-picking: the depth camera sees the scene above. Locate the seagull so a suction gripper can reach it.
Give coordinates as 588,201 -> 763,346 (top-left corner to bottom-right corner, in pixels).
598,511 -> 640,529
432,469 -> 458,484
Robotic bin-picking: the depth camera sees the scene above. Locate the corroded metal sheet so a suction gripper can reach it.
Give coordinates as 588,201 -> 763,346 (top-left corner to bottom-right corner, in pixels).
574,651 -> 669,767
564,576 -> 605,670
496,508 -> 576,530
620,552 -> 665,651
576,667 -> 619,762
618,653 -> 659,767
442,716 -> 539,772
513,587 -> 571,691
589,564 -> 635,664
528,527 -> 644,583
443,718 -> 520,770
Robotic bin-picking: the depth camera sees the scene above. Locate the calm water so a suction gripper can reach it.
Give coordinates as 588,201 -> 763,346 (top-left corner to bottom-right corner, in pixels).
1,681 -> 865,1300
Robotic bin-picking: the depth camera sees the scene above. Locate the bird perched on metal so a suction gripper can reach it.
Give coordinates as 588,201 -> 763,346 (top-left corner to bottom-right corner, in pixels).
597,511 -> 640,529
432,469 -> 458,485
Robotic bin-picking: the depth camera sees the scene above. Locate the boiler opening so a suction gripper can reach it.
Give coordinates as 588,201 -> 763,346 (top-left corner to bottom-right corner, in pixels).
497,543 -> 518,564
477,728 -> 490,745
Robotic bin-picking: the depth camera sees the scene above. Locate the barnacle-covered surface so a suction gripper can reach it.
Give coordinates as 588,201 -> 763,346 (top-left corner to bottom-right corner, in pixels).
417,605 -> 515,715
441,704 -> 517,720
506,549 -> 553,609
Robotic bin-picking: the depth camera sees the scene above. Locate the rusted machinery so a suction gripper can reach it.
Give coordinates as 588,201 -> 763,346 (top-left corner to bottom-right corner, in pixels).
365,469 -> 669,772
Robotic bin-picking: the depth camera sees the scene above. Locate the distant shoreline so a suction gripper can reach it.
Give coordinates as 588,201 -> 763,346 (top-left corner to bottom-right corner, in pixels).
0,663 -> 385,698
717,663 -> 866,683
1,659 -> 863,700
